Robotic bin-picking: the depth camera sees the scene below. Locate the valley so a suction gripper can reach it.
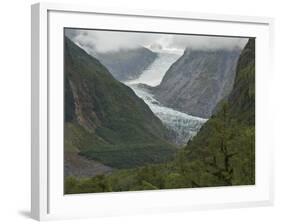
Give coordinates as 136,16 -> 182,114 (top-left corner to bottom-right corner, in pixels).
64,29 -> 254,194
123,50 -> 207,145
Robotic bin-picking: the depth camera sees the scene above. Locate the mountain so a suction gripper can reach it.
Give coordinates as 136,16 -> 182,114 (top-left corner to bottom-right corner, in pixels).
96,47 -> 157,81
64,37 -> 176,175
227,39 -> 255,125
65,38 -> 255,193
153,48 -> 241,118
184,38 -> 255,186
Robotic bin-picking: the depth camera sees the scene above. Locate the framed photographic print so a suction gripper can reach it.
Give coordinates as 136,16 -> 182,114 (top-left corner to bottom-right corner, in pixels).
31,2 -> 274,221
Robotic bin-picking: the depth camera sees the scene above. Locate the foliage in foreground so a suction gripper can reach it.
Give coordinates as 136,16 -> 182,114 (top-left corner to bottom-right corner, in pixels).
65,110 -> 255,194
65,38 -> 256,194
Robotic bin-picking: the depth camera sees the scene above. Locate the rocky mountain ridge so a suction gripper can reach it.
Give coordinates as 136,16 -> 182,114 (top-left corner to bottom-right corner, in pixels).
152,48 -> 241,118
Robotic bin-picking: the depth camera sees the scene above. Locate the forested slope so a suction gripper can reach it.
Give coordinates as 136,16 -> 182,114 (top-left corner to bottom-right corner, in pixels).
64,37 -> 176,176
65,38 -> 255,193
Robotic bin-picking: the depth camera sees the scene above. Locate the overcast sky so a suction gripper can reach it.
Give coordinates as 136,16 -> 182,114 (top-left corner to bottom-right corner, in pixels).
65,28 -> 248,53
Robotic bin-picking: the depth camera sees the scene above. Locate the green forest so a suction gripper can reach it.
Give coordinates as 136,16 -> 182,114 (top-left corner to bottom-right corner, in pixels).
64,36 -> 255,194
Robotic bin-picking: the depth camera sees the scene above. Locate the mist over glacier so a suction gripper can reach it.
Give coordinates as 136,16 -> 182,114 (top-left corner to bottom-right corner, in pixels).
65,28 -> 248,145
124,50 -> 207,145
126,50 -> 182,86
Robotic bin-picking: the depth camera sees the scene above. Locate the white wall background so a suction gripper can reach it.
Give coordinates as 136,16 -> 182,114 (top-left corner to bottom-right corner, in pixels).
0,0 -> 279,223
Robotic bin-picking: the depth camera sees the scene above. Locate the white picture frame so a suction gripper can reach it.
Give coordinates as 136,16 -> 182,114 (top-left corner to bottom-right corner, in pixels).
31,2 -> 274,221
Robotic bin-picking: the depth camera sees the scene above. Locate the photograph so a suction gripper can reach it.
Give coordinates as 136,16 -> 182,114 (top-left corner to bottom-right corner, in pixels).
63,28 -> 255,194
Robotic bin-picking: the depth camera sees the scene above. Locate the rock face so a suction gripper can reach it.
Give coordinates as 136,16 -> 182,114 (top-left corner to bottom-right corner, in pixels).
186,38 -> 255,186
153,48 -> 241,118
228,39 -> 255,125
64,39 -> 255,194
64,37 -> 176,174
96,47 -> 157,81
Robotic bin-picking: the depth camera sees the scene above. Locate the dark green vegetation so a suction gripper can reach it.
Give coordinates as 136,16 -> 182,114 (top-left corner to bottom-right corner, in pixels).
64,37 -> 176,175
65,38 -> 255,194
185,38 -> 255,185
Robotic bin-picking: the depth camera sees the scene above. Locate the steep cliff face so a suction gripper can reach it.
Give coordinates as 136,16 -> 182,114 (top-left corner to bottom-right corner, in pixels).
96,47 -> 157,81
153,49 -> 241,118
64,37 -> 176,173
185,38 -> 255,186
228,39 -> 255,125
65,39 -> 256,194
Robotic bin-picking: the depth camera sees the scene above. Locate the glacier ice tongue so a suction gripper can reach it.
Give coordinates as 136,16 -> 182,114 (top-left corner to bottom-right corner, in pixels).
124,51 -> 207,145
129,85 -> 207,145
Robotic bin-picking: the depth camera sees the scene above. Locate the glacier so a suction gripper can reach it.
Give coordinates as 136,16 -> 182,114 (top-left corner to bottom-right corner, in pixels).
126,51 -> 181,87
124,50 -> 207,145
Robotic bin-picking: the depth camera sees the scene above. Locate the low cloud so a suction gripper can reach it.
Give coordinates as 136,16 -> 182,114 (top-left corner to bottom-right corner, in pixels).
65,28 -> 248,53
166,35 -> 248,51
